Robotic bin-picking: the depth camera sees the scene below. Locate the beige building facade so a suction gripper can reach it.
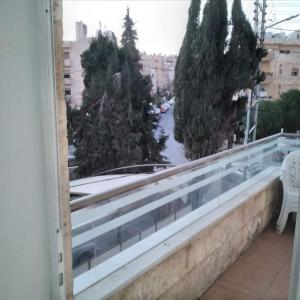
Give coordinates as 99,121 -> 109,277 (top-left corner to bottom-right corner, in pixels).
261,31 -> 300,100
64,22 -> 177,106
140,53 -> 177,95
63,22 -> 92,107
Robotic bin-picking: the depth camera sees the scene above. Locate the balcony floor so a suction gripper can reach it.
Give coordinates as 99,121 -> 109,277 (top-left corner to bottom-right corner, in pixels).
201,219 -> 295,300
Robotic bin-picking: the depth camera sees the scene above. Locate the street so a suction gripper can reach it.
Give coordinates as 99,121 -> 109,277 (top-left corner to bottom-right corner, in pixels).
156,105 -> 189,165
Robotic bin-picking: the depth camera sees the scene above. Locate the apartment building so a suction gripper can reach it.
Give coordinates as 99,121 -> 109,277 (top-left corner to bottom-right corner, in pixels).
4,2 -> 300,299
63,22 -> 92,107
261,31 -> 300,100
140,53 -> 177,95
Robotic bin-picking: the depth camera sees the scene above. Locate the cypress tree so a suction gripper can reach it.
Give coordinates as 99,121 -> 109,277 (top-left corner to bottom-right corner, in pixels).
226,0 -> 259,90
174,0 -> 265,159
224,0 -> 266,147
174,0 -> 201,143
183,0 -> 228,159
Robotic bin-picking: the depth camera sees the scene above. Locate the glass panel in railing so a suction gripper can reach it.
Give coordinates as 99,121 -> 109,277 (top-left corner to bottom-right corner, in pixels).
276,137 -> 300,164
71,162 -> 228,275
71,136 -> 289,280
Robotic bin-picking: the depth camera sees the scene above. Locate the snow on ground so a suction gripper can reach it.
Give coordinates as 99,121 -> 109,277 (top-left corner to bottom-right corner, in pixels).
156,106 -> 189,165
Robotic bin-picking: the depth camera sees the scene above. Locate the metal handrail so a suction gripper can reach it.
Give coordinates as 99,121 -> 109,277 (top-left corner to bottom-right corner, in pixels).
91,164 -> 176,176
70,133 -> 287,212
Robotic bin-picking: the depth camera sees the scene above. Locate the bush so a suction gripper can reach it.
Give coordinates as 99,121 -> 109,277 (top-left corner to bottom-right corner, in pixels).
257,89 -> 300,139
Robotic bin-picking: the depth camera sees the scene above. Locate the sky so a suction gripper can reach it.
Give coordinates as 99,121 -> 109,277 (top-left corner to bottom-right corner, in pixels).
63,0 -> 300,55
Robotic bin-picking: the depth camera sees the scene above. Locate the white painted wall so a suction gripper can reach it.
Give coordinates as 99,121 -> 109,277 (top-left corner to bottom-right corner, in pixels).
0,0 -> 63,299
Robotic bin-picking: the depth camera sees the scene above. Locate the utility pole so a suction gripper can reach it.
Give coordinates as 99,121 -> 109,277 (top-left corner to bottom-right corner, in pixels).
244,0 -> 267,144
244,3 -> 300,144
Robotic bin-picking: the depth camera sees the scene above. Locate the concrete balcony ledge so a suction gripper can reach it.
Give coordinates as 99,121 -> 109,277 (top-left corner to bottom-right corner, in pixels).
74,169 -> 282,300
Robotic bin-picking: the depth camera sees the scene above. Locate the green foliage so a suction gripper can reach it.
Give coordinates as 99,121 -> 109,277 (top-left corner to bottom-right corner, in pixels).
66,98 -> 80,146
174,0 -> 201,143
121,7 -> 139,64
174,0 -> 264,159
280,90 -> 300,133
226,0 -> 264,90
188,0 -> 228,158
257,90 -> 300,139
73,9 -> 166,177
256,100 -> 283,139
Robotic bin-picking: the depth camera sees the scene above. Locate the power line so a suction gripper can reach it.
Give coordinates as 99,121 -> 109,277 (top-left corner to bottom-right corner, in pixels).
271,27 -> 299,31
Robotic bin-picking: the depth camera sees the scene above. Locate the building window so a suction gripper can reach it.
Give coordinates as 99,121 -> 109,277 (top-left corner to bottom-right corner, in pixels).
65,88 -> 71,96
280,50 -> 290,54
280,50 -> 291,54
292,68 -> 299,77
64,51 -> 70,59
64,73 -> 70,79
279,69 -> 282,75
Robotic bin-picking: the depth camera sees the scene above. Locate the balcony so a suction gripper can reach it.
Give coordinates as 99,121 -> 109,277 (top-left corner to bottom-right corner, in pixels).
4,2 -> 300,299
202,220 -> 294,299
70,133 -> 300,299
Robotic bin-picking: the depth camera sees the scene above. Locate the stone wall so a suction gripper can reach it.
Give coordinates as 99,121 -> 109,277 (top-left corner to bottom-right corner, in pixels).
108,179 -> 282,300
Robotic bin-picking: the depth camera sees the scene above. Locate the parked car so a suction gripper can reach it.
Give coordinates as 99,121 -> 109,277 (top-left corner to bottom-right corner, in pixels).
148,105 -> 161,120
168,97 -> 175,105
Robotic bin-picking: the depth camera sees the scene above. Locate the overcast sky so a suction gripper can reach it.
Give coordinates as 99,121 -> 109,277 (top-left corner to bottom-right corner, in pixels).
63,0 -> 300,55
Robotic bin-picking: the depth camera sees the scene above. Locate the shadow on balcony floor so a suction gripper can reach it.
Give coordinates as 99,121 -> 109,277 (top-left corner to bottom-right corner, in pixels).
201,218 -> 295,300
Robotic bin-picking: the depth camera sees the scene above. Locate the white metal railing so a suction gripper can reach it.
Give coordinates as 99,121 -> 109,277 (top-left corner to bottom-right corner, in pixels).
70,134 -> 285,211
71,133 -> 300,296
72,138 -> 278,230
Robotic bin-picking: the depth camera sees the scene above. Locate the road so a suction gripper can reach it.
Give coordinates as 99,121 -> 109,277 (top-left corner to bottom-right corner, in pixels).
156,106 -> 189,165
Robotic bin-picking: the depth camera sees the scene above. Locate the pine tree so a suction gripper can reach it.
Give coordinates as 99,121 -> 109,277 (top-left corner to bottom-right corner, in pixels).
121,7 -> 140,65
119,8 -> 167,169
73,9 -> 166,177
174,0 -> 201,143
73,32 -> 122,176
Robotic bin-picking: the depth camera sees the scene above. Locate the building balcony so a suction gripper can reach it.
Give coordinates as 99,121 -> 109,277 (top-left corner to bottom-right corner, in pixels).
70,133 -> 300,299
